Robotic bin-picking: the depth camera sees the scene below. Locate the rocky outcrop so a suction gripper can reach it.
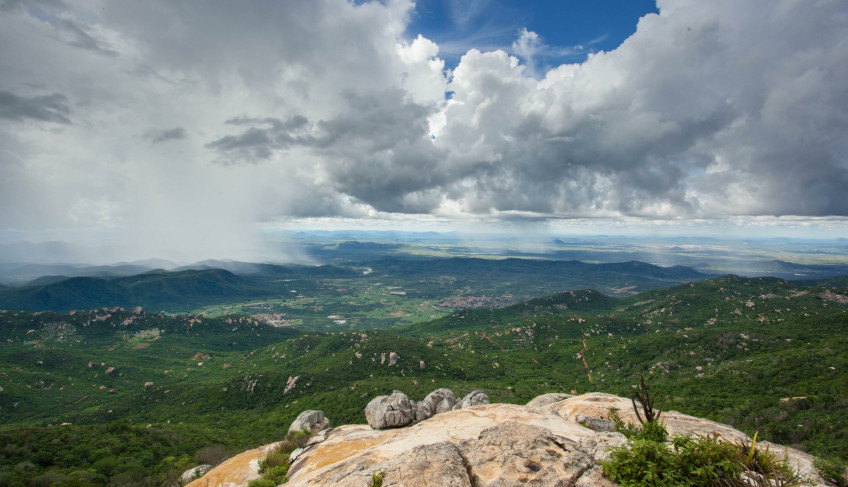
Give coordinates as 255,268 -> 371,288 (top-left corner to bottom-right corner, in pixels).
574,413 -> 615,432
527,392 -> 573,408
192,392 -> 829,487
179,464 -> 212,485
185,441 -> 284,487
365,390 -> 416,429
369,388 -> 490,427
287,397 -> 627,486
284,375 -> 299,394
288,410 -> 330,435
415,388 -> 457,422
458,389 -> 489,409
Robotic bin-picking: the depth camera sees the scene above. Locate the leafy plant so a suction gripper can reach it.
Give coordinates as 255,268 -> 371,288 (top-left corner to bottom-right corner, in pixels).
371,471 -> 384,487
603,438 -> 682,486
736,432 -> 800,487
604,432 -> 801,487
633,420 -> 668,443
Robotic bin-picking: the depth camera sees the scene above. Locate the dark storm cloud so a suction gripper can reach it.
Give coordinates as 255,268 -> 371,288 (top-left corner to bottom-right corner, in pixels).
205,115 -> 311,163
0,90 -> 70,123
207,90 -> 448,211
145,127 -> 187,144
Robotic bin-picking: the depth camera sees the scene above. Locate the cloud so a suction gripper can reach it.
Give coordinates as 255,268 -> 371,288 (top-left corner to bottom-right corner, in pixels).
0,0 -> 846,262
420,0 -> 848,219
57,18 -> 118,56
145,127 -> 186,144
0,90 -> 70,123
204,116 -> 309,163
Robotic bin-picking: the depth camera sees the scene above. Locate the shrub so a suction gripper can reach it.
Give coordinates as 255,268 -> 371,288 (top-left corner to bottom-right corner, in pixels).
632,419 -> 668,443
606,406 -> 667,442
670,435 -> 744,486
258,448 -> 287,472
604,438 -> 682,486
251,428 -> 313,486
604,432 -> 800,487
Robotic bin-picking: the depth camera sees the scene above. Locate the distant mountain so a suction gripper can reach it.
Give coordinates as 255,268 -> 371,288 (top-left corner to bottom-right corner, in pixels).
0,255 -> 713,313
26,275 -> 72,286
0,262 -> 162,286
368,257 -> 707,282
0,263 -> 362,312
0,269 -> 268,312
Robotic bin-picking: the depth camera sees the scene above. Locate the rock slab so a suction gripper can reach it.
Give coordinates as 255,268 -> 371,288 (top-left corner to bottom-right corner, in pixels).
288,410 -> 331,435
193,393 -> 829,487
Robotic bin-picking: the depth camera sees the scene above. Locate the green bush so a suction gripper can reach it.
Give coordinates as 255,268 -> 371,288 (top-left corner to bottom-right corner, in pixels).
251,429 -> 312,486
670,435 -> 744,486
604,433 -> 798,487
263,464 -> 290,484
604,438 -> 682,486
606,407 -> 667,442
631,420 -> 668,443
258,448 -> 288,472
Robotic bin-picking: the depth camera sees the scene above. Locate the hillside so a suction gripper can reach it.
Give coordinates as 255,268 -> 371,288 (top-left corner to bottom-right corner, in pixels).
1,275 -> 846,485
0,258 -> 708,323
0,265 -> 356,313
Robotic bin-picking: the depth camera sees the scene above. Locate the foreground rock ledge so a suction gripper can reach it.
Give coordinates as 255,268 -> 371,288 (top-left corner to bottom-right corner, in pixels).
189,392 -> 828,487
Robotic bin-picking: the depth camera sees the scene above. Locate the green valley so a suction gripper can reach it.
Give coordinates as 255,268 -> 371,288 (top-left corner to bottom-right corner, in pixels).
1,272 -> 847,485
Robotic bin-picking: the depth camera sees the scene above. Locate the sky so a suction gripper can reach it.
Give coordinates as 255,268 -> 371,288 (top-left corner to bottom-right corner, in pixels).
1,0 -> 847,263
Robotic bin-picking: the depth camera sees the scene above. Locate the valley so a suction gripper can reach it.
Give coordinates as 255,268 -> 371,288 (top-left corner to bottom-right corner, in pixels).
1,264 -> 847,485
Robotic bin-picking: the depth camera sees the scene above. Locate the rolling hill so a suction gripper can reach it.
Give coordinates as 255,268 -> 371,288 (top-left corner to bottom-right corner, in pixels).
1,274 -> 846,485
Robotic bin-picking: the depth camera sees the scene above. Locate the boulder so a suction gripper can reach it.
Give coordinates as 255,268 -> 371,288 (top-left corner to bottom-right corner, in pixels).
365,390 -> 416,429
458,389 -> 489,409
179,464 -> 212,485
288,410 -> 330,435
415,388 -> 457,422
574,413 -> 616,432
526,392 -> 573,408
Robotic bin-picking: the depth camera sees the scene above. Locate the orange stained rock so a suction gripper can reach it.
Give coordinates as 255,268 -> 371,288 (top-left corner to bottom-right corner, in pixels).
185,441 -> 282,487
